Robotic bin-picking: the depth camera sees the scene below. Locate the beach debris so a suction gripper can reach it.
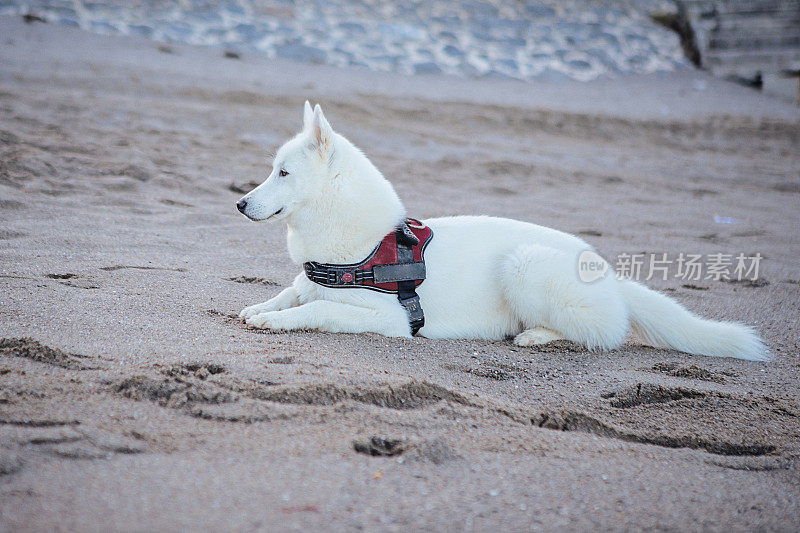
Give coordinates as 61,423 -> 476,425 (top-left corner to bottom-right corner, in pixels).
727,277 -> 770,288
45,273 -> 79,279
226,276 -> 279,286
681,284 -> 708,290
354,435 -> 458,463
280,504 -> 320,514
160,198 -> 194,208
163,361 -> 227,380
22,13 -> 46,24
267,356 -> 295,364
353,436 -> 404,457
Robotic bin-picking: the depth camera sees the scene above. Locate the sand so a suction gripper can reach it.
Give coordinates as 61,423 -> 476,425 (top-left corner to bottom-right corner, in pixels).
1,16 -> 799,532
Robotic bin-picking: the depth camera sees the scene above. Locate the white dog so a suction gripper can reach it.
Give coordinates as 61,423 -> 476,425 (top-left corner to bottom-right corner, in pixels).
236,102 -> 767,361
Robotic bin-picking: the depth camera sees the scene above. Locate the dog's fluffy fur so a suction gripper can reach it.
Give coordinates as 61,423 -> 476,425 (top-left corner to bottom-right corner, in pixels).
236,102 -> 767,361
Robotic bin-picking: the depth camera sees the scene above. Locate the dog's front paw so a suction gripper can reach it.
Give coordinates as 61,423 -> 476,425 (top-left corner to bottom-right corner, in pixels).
245,312 -> 288,332
239,303 -> 269,321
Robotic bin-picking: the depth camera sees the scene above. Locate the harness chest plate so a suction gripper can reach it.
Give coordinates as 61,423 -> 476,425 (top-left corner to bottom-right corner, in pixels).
303,218 -> 433,335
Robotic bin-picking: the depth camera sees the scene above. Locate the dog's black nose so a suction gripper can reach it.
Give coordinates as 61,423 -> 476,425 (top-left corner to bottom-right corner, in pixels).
236,199 -> 248,213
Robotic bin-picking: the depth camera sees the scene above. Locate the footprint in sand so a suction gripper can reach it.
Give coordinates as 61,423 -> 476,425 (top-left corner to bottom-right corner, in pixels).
45,273 -> 99,290
226,276 -> 279,286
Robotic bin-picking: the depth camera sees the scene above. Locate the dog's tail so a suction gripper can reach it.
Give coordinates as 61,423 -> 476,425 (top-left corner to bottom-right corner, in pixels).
617,279 -> 768,361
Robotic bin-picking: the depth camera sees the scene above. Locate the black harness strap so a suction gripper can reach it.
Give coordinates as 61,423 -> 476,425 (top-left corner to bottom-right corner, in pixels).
394,227 -> 425,335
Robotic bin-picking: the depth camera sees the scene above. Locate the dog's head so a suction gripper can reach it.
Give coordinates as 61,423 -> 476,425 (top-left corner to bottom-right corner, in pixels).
236,101 -> 336,222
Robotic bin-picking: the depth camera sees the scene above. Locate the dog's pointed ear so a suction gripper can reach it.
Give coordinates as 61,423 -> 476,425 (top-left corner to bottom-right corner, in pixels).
302,100 -> 313,131
310,104 -> 332,150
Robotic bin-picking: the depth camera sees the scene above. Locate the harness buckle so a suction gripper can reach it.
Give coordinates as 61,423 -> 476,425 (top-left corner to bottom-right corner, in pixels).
398,293 -> 425,334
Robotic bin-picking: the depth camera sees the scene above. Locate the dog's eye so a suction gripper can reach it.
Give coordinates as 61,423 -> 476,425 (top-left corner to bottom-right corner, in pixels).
279,169 -> 289,177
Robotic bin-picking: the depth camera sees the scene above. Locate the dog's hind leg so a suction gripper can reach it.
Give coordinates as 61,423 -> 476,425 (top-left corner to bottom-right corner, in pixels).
514,326 -> 565,346
500,244 -> 629,351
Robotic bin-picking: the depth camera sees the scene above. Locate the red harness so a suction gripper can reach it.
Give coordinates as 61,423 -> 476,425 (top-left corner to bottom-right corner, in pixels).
303,218 -> 433,334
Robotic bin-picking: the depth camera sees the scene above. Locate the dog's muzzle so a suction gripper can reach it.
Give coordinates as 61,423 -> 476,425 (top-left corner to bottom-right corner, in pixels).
236,198 -> 248,213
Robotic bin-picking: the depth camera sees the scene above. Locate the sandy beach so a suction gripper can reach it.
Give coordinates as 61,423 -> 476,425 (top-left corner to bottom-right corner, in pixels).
1,15 -> 800,531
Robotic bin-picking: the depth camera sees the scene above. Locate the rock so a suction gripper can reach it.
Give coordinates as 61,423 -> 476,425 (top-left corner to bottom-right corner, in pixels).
485,18 -> 529,33
567,59 -> 593,70
128,24 -> 153,38
470,29 -> 493,42
431,16 -> 461,27
495,58 -> 518,71
332,47 -> 354,61
525,6 -> 555,18
557,21 -> 588,38
586,47 -> 619,70
624,32 -> 651,44
437,30 -> 458,42
338,22 -> 366,34
462,0 -> 498,18
162,22 -> 194,41
599,32 -> 621,48
186,11 -> 223,25
625,54 -> 650,70
275,44 -> 327,64
413,62 -> 442,75
586,22 -> 604,37
203,28 -> 229,41
234,23 -> 258,39
369,54 -> 402,69
378,23 -> 425,40
442,44 -> 463,57
220,0 -> 245,17
496,36 -> 526,47
90,21 -> 118,34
